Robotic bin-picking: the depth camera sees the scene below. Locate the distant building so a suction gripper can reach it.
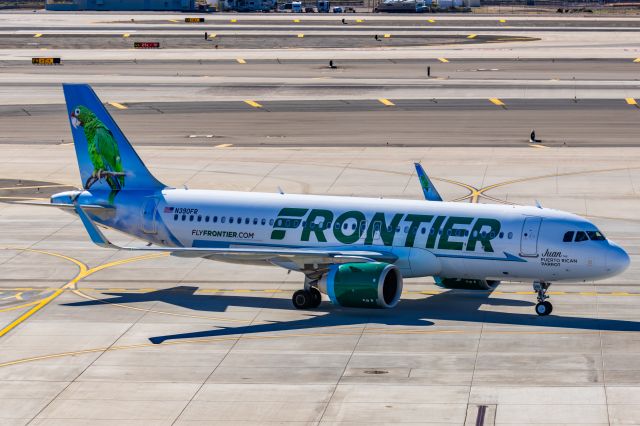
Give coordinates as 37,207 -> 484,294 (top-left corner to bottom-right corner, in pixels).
45,0 -> 196,11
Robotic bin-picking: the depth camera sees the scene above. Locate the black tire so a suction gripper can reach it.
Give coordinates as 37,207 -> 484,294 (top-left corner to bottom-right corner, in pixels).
535,302 -> 550,316
292,289 -> 311,309
308,287 -> 322,308
543,301 -> 553,315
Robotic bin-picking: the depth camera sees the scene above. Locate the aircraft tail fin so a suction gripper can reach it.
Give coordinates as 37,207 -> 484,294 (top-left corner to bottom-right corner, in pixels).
414,163 -> 443,202
62,84 -> 165,192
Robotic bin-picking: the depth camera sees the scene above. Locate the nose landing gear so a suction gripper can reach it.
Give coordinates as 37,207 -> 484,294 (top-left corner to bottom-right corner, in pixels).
533,281 -> 553,316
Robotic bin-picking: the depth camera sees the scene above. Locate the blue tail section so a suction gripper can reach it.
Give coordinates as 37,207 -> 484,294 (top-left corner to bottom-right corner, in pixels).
414,162 -> 443,202
62,84 -> 165,193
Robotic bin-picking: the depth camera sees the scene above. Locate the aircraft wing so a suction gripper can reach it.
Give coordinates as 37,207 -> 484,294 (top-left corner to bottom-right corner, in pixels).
414,162 -> 443,202
73,204 -> 396,269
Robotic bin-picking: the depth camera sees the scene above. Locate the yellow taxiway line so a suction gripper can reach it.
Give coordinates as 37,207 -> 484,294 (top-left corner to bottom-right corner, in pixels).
489,98 -> 506,107
236,58 -> 246,64
467,34 -> 477,39
437,57 -> 449,63
33,33 -> 42,38
108,102 -> 128,110
244,100 -> 262,108
626,98 -> 637,105
378,98 -> 395,106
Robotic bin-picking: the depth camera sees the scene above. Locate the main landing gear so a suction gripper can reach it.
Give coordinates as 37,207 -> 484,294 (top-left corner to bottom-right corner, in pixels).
533,281 -> 553,316
292,287 -> 322,309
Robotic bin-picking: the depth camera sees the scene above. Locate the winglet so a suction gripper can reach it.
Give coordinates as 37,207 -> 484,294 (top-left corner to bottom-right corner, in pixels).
414,163 -> 443,202
73,203 -> 120,249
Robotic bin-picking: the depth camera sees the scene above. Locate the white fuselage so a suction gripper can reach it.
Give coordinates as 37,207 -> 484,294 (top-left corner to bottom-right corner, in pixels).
137,189 -> 629,282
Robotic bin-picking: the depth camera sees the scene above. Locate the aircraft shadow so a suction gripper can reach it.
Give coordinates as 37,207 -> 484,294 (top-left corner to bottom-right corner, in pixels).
62,286 -> 640,344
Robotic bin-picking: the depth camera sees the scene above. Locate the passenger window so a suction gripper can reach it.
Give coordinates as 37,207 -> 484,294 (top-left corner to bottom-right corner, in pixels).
575,231 -> 589,242
197,215 -> 202,222
563,231 -> 574,242
173,214 -> 178,221
245,218 -> 250,225
182,214 -> 186,221
262,218 -> 266,225
237,217 -> 241,224
499,232 -> 504,239
230,217 -> 234,224
253,218 -> 258,225
269,219 -> 274,226
213,216 -> 218,223
189,215 -> 194,222
587,231 -> 606,241
351,223 -> 356,230
221,217 -> 226,223
508,232 -> 513,239
205,216 -> 209,222
421,227 -> 426,234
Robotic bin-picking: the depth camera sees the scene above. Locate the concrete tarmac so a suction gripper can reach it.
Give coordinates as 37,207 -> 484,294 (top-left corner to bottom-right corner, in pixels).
1,145 -> 640,424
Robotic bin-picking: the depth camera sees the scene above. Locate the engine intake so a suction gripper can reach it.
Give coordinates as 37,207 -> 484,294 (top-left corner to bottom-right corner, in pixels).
318,262 -> 403,308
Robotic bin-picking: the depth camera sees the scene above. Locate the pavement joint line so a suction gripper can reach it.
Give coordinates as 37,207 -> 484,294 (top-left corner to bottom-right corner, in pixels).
107,101 -> 127,110
437,57 -> 449,63
0,184 -> 69,191
244,100 -> 262,108
378,98 -> 395,106
0,327 -> 636,370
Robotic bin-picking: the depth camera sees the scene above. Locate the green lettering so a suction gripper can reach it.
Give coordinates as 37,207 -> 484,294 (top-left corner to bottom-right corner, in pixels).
301,209 -> 334,242
334,210 -> 366,244
270,207 -> 308,240
426,215 -> 446,249
365,212 -> 402,246
437,216 -> 473,250
467,218 -> 501,252
403,214 -> 433,247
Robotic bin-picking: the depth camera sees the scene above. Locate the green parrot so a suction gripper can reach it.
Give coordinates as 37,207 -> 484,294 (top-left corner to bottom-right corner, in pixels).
70,105 -> 125,192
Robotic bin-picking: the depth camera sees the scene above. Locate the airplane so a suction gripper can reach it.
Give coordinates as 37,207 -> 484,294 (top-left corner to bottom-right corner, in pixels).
45,84 -> 630,317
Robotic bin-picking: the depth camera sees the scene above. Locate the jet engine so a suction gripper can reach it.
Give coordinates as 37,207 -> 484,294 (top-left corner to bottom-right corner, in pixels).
436,277 -> 500,290
318,262 -> 403,308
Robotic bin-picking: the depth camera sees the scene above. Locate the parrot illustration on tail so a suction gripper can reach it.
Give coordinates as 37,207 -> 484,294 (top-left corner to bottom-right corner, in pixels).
70,105 -> 125,197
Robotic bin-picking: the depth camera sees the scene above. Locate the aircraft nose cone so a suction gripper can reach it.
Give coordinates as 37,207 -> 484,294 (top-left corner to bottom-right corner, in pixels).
607,242 -> 630,275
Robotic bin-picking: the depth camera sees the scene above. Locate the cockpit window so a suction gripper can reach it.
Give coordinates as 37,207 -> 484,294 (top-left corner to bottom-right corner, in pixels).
574,231 -> 589,242
587,230 -> 606,241
563,231 -> 574,242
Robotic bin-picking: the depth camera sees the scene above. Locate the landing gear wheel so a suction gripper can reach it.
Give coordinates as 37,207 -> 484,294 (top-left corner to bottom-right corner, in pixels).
535,301 -> 552,316
308,287 -> 322,308
292,289 -> 311,309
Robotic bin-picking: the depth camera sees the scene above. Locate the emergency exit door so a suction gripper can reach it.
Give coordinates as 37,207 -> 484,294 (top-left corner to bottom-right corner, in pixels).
520,217 -> 542,257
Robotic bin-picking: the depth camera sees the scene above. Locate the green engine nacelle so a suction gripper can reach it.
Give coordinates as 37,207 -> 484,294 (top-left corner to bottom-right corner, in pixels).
318,262 -> 403,308
435,277 -> 500,290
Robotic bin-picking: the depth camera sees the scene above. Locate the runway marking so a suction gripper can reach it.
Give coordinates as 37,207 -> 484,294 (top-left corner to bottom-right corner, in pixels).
122,33 -> 130,38
378,98 -> 395,106
244,100 -> 262,108
214,143 -> 233,148
108,102 -> 128,110
626,98 -> 637,106
383,34 -> 391,38
467,34 -> 477,39
0,249 -> 87,339
236,58 -> 246,64
33,34 -> 42,38
437,58 -> 449,63
489,98 -> 506,107
297,34 -> 304,38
